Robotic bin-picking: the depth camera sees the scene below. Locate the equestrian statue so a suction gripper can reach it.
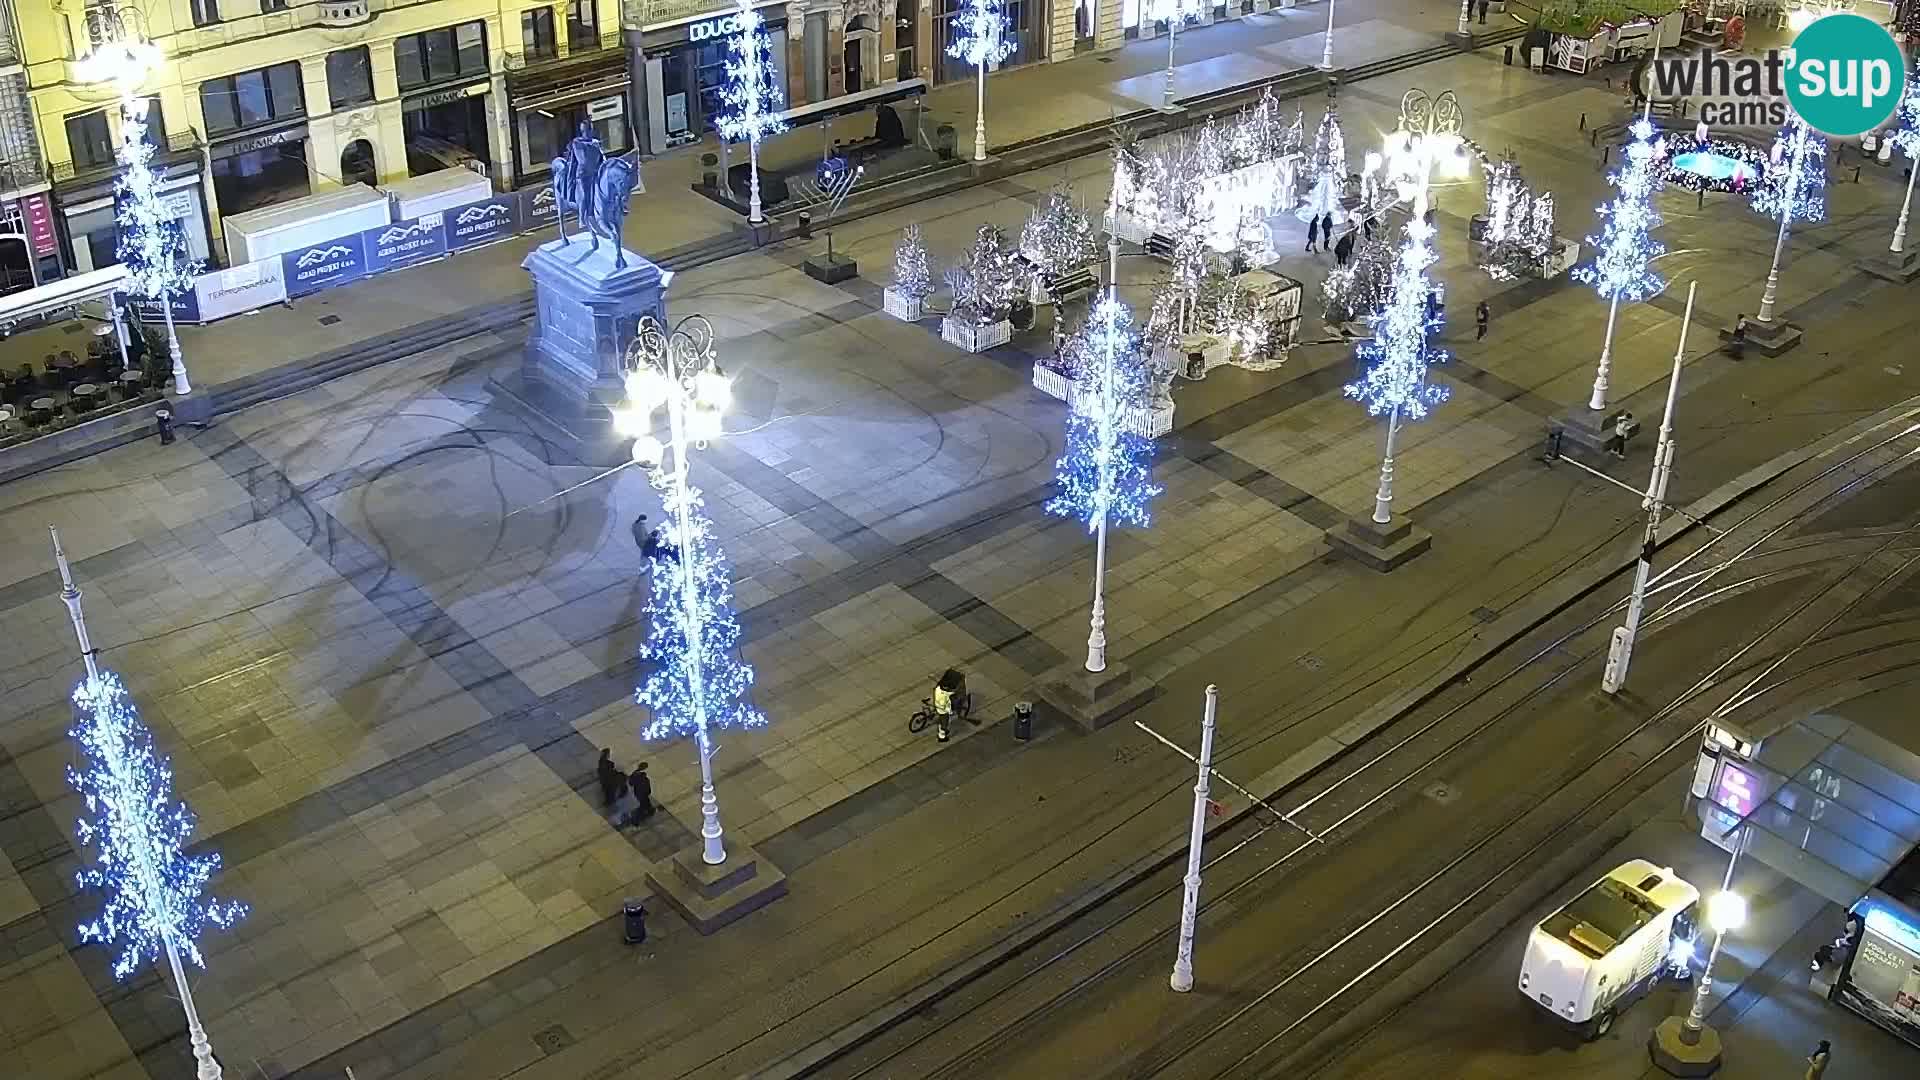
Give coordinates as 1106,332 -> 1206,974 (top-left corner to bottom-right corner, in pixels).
549,123 -> 641,270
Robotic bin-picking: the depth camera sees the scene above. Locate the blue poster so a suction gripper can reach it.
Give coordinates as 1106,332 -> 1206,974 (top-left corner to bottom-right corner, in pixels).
282,237 -> 367,297
362,213 -> 448,274
129,290 -> 202,325
520,183 -> 559,232
446,196 -> 519,252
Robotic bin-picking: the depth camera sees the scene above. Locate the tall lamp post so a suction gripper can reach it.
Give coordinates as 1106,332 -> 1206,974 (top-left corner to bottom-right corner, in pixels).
1753,117 -> 1826,329
1322,0 -> 1337,70
949,0 -> 1015,163
75,4 -> 193,396
1456,0 -> 1472,35
616,315 -> 760,866
1361,89 -> 1469,527
1886,74 -> 1920,256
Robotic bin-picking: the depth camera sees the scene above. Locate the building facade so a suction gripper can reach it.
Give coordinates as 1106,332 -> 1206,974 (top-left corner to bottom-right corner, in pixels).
0,0 -> 56,294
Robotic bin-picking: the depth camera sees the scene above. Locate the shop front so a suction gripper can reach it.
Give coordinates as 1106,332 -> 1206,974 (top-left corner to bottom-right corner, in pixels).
638,1 -> 791,154
934,0 -> 1043,83
1833,891 -> 1920,1049
506,51 -> 632,188
401,81 -> 493,175
56,156 -> 215,275
207,124 -> 313,219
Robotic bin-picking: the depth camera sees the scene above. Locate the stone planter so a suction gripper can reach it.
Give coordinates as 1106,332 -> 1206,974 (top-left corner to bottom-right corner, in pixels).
883,287 -> 926,322
942,316 -> 1012,353
1067,384 -> 1176,439
1032,364 -> 1075,401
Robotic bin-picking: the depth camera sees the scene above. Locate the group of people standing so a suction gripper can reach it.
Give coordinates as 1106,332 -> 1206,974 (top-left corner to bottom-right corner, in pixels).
1305,208 -> 1375,267
597,748 -> 656,827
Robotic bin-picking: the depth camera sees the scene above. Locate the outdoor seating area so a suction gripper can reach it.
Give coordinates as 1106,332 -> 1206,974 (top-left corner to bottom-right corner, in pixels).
0,332 -> 164,443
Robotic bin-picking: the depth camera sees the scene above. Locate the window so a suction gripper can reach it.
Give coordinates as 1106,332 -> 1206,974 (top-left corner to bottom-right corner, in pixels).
327,48 -> 374,109
567,0 -> 599,49
140,97 -> 168,149
394,21 -> 490,91
261,0 -> 289,10
522,8 -> 557,60
66,110 -> 114,168
199,61 -> 306,135
191,0 -> 221,26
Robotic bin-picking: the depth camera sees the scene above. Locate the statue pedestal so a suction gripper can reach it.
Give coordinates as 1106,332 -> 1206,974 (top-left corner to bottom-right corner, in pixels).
490,234 -> 668,464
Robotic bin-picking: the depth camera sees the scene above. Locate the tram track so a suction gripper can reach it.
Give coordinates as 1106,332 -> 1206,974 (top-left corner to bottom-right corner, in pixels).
804,418 -> 1920,1080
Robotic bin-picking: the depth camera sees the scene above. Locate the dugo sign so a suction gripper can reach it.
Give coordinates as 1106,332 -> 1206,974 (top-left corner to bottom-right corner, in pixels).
1647,13 -> 1906,136
688,11 -> 747,42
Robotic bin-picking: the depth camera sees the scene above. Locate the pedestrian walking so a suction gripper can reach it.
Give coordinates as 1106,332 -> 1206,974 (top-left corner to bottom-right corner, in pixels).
635,516 -> 679,564
1728,315 -> 1749,361
1475,299 -> 1490,341
1607,410 -> 1634,459
1306,214 -> 1320,252
1334,230 -> 1355,266
1363,214 -> 1375,241
596,748 -> 624,808
1321,213 -> 1335,248
627,763 -> 654,823
1805,1039 -> 1831,1080
1477,0 -> 1489,23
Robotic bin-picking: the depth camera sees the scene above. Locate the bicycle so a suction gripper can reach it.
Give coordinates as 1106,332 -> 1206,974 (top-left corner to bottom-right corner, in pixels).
906,689 -> 972,734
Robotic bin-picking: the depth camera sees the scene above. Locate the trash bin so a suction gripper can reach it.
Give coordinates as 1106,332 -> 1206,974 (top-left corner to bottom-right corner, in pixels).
1014,701 -> 1034,741
935,124 -> 958,160
155,407 -> 175,445
622,898 -> 648,944
1504,44 -> 1514,66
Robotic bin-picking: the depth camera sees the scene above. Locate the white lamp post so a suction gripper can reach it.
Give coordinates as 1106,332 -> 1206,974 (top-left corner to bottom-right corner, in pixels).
1756,125 -> 1817,327
1888,77 -> 1920,255
1683,890 -> 1747,1041
1457,0 -> 1472,35
617,316 -> 739,866
1169,684 -> 1218,992
1370,90 -> 1468,527
1322,0 -> 1337,70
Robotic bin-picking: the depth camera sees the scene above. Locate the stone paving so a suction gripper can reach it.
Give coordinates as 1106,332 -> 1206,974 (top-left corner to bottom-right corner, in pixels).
3,17 -> 1920,1080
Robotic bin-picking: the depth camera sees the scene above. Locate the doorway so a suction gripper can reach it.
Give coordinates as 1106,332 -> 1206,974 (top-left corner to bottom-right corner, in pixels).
1077,0 -> 1097,50
843,37 -> 864,93
341,139 -> 377,187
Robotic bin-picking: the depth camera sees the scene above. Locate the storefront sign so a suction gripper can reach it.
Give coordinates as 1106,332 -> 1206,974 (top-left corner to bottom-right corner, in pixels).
362,212 -> 448,274
447,196 -> 520,251
689,12 -> 746,41
520,182 -> 560,229
21,194 -> 56,257
588,95 -> 625,121
129,289 -> 202,325
408,83 -> 486,111
194,258 -> 286,320
645,0 -> 740,26
282,236 -> 368,296
214,126 -> 308,159
1711,760 -> 1759,817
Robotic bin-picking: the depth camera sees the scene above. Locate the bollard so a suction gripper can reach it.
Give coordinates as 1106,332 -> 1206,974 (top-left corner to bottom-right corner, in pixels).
1601,146 -> 1611,167
622,898 -> 648,944
1504,44 -> 1514,65
1854,165 -> 1863,183
1579,112 -> 1587,131
1698,189 -> 1706,210
155,407 -> 175,445
1013,701 -> 1034,741
796,211 -> 813,239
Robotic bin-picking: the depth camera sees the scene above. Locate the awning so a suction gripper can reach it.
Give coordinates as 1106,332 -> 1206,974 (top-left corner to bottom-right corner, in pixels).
774,78 -> 928,131
0,264 -> 128,331
1700,709 -> 1920,906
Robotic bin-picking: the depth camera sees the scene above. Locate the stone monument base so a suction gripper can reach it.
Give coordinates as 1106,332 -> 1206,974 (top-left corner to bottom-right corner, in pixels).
1325,514 -> 1432,571
1859,247 -> 1920,283
486,368 -> 630,467
1551,405 -> 1638,458
1648,1016 -> 1723,1076
802,252 -> 858,284
645,842 -> 788,935
1035,660 -> 1155,732
1719,317 -> 1802,357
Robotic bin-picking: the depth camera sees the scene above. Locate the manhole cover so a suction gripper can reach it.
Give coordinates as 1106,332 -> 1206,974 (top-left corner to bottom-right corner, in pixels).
318,314 -> 343,326
1422,781 -> 1458,805
1297,654 -> 1324,671
1471,606 -> 1499,624
533,1024 -> 575,1055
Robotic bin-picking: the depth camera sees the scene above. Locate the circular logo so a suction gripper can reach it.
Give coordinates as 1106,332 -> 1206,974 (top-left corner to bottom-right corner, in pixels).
1785,14 -> 1908,137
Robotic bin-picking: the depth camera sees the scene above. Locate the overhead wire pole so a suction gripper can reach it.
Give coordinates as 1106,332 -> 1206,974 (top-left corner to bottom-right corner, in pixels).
1169,685 -> 1217,993
1603,281 -> 1695,695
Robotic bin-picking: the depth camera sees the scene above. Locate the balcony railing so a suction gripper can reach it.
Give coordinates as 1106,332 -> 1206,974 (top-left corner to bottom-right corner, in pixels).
504,30 -> 623,72
51,127 -> 202,183
0,156 -> 45,194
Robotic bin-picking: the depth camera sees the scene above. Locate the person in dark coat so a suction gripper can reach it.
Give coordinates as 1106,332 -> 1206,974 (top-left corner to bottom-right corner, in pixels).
1728,315 -> 1748,360
596,748 -> 624,807
1321,212 -> 1335,247
1363,214 -> 1375,241
1306,214 -> 1320,252
627,763 -> 654,824
1334,229 -> 1355,266
634,515 -> 679,563
1476,299 -> 1490,341
1477,0 -> 1489,23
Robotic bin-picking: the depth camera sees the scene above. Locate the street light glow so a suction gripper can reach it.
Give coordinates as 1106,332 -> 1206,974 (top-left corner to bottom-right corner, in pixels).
1708,890 -> 1748,933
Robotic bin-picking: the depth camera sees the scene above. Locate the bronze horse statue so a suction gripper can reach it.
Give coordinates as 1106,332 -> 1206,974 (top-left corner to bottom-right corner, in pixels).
549,124 -> 641,269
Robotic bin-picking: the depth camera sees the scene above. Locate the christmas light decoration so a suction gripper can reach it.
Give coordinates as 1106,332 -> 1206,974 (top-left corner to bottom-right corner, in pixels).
1146,0 -> 1203,110
1656,135 -> 1768,194
1751,116 -> 1827,325
1345,212 -> 1450,525
117,98 -> 199,394
948,0 -> 1015,162
715,0 -> 787,224
1048,296 -> 1162,672
1021,189 -> 1097,286
637,486 -> 765,745
1322,232 -> 1396,325
1481,157 -> 1556,281
1887,73 -> 1920,254
1574,118 -> 1666,412
1299,105 -> 1349,219
892,223 -> 934,299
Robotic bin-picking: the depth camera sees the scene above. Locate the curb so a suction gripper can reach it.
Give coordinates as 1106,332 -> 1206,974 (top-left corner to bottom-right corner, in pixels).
751,395 -> 1920,1079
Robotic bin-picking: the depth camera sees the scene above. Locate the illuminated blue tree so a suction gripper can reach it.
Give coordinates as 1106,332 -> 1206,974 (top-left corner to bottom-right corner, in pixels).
1574,117 -> 1666,412
1889,73 -> 1920,255
1751,116 -> 1827,326
716,0 -> 787,224
948,0 -> 1015,163
1048,297 -> 1162,672
1344,213 -> 1449,528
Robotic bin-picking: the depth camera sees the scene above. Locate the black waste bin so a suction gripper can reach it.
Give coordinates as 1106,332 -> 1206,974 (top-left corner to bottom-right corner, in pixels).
1504,44 -> 1514,66
155,407 -> 175,445
1014,701 -> 1034,741
622,898 -> 648,944
935,124 -> 958,160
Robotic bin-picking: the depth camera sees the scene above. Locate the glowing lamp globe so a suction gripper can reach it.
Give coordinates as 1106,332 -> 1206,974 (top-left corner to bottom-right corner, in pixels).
631,434 -> 664,467
1707,891 -> 1748,933
688,404 -> 724,443
611,406 -> 649,439
625,368 -> 670,412
694,369 -> 732,410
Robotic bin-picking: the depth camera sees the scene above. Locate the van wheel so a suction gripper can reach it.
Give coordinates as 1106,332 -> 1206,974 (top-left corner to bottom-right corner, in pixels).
1585,1009 -> 1616,1041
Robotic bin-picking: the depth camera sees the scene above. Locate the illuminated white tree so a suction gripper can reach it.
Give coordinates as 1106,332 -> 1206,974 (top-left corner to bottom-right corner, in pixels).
1574,118 -> 1666,412
715,0 -> 788,224
117,98 -> 199,394
948,0 -> 1015,163
1751,115 -> 1826,326
1889,73 -> 1920,255
1345,214 -> 1450,527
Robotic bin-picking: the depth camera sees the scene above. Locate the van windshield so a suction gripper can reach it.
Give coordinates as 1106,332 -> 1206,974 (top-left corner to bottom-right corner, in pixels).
1540,879 -> 1662,959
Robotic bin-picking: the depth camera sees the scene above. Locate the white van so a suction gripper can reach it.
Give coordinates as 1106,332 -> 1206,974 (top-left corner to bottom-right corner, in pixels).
1519,859 -> 1699,1039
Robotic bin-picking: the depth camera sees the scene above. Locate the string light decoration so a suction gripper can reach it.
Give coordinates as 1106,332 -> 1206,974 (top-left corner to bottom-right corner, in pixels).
1345,215 -> 1450,425
1020,189 -> 1097,285
1322,232 -> 1396,325
1573,118 -> 1665,412
1886,73 -> 1920,255
948,0 -> 1016,162
1480,157 -> 1556,281
715,0 -> 787,224
892,223 -> 934,299
636,484 -> 766,743
1752,116 -> 1827,226
117,98 -> 200,392
68,671 -> 247,980
1656,134 -> 1768,194
1299,105 -> 1349,219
